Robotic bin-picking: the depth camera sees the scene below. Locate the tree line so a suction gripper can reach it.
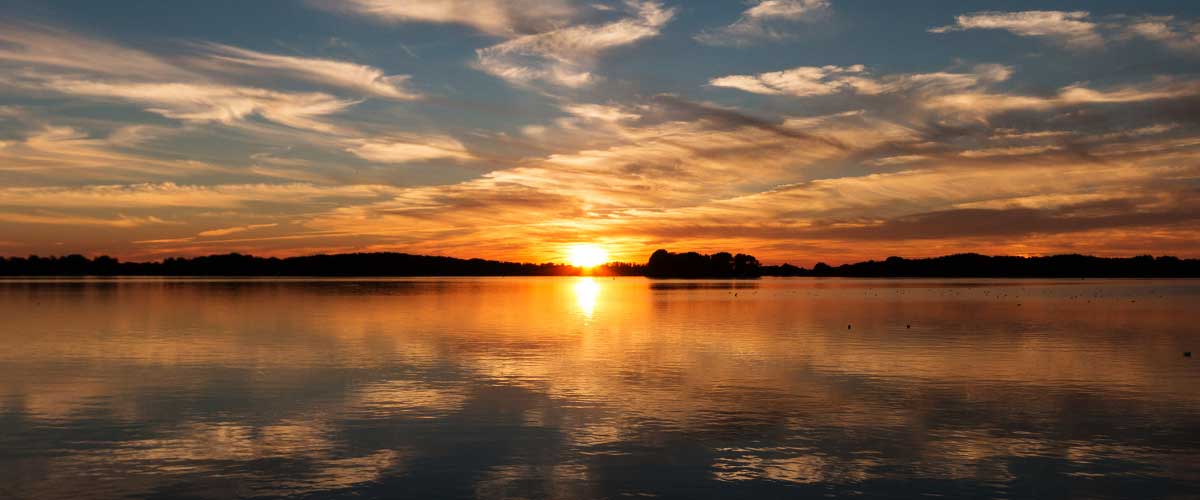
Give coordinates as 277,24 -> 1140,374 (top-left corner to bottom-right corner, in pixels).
0,251 -> 1196,277
0,253 -> 615,277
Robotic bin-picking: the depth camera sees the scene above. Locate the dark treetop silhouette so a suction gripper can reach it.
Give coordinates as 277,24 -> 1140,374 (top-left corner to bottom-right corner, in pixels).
0,251 -> 1198,277
644,249 -> 762,278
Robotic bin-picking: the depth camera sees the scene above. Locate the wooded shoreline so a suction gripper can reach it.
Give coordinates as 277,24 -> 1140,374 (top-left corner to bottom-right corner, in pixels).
2,250 -> 1198,278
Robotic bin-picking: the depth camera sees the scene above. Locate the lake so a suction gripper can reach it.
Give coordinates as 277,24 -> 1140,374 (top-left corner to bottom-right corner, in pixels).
1,277 -> 1197,499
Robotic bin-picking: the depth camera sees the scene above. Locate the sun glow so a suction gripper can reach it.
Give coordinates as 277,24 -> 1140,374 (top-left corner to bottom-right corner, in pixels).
573,277 -> 600,318
566,244 -> 609,268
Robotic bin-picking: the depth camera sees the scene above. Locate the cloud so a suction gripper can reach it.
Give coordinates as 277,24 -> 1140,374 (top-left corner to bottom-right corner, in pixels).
1,24 -> 422,105
0,24 -> 479,171
0,183 -> 397,209
930,12 -> 1200,54
923,77 -> 1200,118
1118,16 -> 1200,53
31,77 -> 358,134
314,0 -> 675,89
0,25 -> 365,135
311,0 -> 577,36
0,212 -> 170,228
709,64 -> 1010,97
198,44 -> 421,100
560,103 -> 642,122
0,23 -> 190,78
650,94 -> 854,146
0,23 -> 481,187
710,64 -> 875,96
710,62 -> 1200,127
0,125 -> 235,182
628,158 -> 1195,244
802,201 -> 1200,241
197,223 -> 278,238
345,135 -> 476,163
475,0 -> 675,87
696,0 -> 831,46
958,145 -> 1061,158
990,129 -> 1074,140
930,11 -> 1103,49
743,0 -> 829,20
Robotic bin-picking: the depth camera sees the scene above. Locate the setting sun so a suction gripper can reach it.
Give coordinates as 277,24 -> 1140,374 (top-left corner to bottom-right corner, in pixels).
566,244 -> 609,268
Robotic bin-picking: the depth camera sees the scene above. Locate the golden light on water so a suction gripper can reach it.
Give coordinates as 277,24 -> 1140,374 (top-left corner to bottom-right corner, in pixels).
573,277 -> 600,318
566,244 -> 609,268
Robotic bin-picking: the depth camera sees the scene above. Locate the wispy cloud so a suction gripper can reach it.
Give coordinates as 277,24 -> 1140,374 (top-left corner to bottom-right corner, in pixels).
197,223 -> 278,238
198,43 -> 421,100
923,77 -> 1200,118
312,0 -> 578,36
345,135 -> 476,163
0,22 -> 450,139
0,25 -> 365,134
931,11 -> 1200,54
696,0 -> 831,46
0,125 -> 230,182
1118,15 -> 1200,52
0,212 -> 171,228
475,0 -> 675,88
312,0 -> 676,89
0,183 -> 398,209
560,103 -> 642,122
34,77 -> 359,134
709,62 -> 1200,128
929,11 -> 1103,49
0,23 -> 191,78
709,64 -> 1011,97
0,23 -> 490,174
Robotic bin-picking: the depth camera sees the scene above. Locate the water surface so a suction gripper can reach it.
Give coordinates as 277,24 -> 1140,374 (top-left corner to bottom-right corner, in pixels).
1,277 -> 1198,499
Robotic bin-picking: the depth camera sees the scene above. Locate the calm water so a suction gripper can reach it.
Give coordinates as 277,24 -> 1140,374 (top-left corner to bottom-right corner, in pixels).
1,277 -> 1198,499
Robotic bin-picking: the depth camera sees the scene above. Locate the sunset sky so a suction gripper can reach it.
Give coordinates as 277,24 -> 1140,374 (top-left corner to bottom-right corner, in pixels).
1,0 -> 1199,265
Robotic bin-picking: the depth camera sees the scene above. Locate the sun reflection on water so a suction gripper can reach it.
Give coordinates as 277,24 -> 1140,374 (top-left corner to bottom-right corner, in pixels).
573,277 -> 600,318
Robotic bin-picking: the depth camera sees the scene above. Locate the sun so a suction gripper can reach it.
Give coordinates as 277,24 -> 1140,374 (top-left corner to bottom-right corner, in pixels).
566,244 -> 609,268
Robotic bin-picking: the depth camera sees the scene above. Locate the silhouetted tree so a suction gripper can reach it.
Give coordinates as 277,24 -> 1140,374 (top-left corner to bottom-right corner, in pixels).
645,249 -> 762,278
711,252 -> 734,275
733,253 -> 760,275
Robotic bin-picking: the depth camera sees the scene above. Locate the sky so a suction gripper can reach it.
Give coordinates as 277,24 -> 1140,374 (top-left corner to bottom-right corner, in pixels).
1,0 -> 1199,265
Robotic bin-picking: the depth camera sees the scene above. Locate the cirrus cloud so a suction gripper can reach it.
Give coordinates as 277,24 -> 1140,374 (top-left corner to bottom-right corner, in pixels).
345,135 -> 476,164
696,0 -> 831,46
197,43 -> 421,100
475,0 -> 676,88
197,223 -> 279,238
709,64 -> 1011,97
930,11 -> 1103,49
309,0 -> 578,36
34,77 -> 360,134
1118,15 -> 1200,53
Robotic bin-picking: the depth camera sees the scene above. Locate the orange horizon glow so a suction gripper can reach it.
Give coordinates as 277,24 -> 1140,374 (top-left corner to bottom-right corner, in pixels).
7,234 -> 1200,269
566,244 -> 610,268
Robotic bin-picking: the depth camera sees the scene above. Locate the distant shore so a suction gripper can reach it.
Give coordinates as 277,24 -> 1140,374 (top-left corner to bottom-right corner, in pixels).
1,251 -> 1198,278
